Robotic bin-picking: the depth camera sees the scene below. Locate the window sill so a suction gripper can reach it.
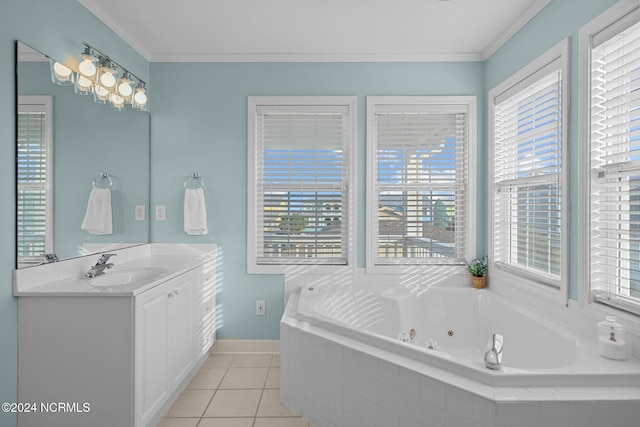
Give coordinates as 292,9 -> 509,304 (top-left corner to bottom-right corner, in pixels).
488,265 -> 566,307
248,263 -> 354,276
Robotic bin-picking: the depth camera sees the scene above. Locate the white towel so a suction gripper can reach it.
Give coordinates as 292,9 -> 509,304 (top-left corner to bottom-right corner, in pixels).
81,187 -> 113,235
184,187 -> 208,235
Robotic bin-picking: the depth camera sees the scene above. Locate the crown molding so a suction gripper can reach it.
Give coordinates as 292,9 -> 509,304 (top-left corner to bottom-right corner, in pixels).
149,51 -> 485,63
79,0 -> 548,64
482,0 -> 552,60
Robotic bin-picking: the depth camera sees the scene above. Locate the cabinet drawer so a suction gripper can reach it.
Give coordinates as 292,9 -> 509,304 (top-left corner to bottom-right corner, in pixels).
194,294 -> 215,331
195,323 -> 215,358
195,262 -> 215,299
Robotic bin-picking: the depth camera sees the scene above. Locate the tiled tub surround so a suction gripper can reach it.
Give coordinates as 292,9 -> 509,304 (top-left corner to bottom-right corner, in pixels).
280,284 -> 640,427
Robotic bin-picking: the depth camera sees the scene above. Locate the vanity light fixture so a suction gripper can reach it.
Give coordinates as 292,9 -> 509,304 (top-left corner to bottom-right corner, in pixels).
49,42 -> 148,112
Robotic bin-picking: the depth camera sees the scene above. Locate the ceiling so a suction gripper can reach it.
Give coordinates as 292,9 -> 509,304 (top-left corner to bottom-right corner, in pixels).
77,0 -> 550,62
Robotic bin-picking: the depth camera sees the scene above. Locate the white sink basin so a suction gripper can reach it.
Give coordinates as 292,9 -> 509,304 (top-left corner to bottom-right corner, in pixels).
89,267 -> 170,287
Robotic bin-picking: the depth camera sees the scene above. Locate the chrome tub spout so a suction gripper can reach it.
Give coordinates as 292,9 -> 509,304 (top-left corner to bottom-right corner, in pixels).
484,333 -> 504,370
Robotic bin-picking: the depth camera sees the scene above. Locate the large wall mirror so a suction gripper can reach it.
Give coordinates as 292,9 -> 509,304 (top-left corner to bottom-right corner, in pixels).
16,41 -> 150,268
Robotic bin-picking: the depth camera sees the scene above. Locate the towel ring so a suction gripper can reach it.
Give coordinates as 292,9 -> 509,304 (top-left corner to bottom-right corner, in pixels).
93,172 -> 113,189
184,172 -> 205,189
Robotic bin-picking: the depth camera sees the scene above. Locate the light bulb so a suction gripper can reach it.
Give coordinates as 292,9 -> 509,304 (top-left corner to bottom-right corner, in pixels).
110,93 -> 125,111
133,89 -> 147,106
53,62 -> 72,79
117,79 -> 133,98
51,61 -> 74,85
75,75 -> 94,95
99,68 -> 116,89
78,55 -> 98,79
132,87 -> 148,111
93,84 -> 109,104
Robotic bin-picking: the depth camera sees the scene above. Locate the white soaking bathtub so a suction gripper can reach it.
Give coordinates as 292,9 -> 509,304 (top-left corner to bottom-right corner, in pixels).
280,283 -> 640,427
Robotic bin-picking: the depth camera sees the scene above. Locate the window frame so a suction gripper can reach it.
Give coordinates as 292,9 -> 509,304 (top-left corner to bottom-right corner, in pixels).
488,38 -> 570,301
366,96 -> 477,274
16,95 -> 54,267
247,96 -> 357,275
579,0 -> 640,319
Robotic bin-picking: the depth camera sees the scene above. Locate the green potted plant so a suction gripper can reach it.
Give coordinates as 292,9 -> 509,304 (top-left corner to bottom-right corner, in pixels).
466,255 -> 488,289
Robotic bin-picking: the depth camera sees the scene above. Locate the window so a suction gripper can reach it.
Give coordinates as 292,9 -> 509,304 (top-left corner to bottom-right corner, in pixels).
366,96 -> 476,270
489,39 -> 569,291
581,2 -> 640,314
17,96 -> 53,266
247,96 -> 356,274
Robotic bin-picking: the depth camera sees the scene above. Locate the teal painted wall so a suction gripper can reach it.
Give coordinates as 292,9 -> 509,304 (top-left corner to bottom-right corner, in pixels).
149,61 -> 485,339
0,0 -> 631,425
484,0 -> 620,301
0,1 -> 149,425
18,61 -> 150,260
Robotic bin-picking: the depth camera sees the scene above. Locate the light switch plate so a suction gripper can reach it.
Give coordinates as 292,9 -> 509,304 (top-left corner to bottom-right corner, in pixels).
135,205 -> 145,221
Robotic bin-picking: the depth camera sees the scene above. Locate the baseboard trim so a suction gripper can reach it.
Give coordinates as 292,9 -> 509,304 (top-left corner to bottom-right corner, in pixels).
210,339 -> 280,354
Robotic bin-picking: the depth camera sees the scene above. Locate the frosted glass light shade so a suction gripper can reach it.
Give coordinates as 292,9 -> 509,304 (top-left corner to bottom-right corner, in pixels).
98,66 -> 117,89
110,93 -> 125,111
93,84 -> 110,104
117,77 -> 134,102
78,55 -> 98,80
50,60 -> 74,86
74,75 -> 94,96
132,87 -> 148,111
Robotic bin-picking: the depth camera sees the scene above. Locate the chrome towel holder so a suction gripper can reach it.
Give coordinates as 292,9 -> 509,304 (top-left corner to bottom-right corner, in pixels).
184,172 -> 205,189
93,172 -> 112,189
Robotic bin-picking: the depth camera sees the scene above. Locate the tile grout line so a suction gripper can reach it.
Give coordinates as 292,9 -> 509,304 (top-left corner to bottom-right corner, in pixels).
162,353 -> 311,427
196,353 -> 233,426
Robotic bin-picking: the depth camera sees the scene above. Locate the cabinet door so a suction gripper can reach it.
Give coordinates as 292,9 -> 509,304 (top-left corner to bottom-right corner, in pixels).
168,273 -> 194,389
135,282 -> 170,426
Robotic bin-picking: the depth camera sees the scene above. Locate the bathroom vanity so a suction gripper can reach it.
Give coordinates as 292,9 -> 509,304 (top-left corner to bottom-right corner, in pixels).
13,244 -> 216,427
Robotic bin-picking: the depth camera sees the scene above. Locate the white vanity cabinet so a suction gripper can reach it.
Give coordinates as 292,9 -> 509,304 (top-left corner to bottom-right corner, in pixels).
17,255 -> 216,427
135,270 -> 195,426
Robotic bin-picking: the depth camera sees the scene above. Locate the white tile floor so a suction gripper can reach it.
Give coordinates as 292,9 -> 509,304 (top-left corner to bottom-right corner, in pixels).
159,353 -> 315,427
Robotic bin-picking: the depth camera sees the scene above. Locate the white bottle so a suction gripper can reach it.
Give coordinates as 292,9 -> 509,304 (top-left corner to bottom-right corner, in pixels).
597,316 -> 627,360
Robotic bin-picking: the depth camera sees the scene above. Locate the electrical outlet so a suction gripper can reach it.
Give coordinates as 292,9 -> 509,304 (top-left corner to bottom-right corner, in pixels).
155,205 -> 166,221
256,301 -> 266,316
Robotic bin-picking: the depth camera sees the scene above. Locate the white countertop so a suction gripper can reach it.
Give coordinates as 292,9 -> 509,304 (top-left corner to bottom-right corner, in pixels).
14,244 -> 216,297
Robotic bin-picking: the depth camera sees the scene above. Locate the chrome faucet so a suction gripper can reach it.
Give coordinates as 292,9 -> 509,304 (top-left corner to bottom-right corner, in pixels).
484,333 -> 504,370
85,253 -> 117,278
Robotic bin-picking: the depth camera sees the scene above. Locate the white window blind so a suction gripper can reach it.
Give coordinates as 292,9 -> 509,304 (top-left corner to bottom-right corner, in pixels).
250,100 -> 354,269
589,17 -> 640,312
369,101 -> 470,265
492,69 -> 563,285
17,96 -> 53,262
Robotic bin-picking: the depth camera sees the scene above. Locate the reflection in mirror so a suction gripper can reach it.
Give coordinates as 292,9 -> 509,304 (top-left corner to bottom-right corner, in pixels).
16,41 -> 150,268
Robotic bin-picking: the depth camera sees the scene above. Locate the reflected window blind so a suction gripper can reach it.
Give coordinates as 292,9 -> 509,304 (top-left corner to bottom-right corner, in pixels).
256,107 -> 349,264
590,19 -> 640,311
493,70 -> 563,284
373,110 -> 468,264
17,101 -> 51,259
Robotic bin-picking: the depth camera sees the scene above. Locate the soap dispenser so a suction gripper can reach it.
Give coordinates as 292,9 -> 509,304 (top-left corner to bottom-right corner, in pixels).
597,316 -> 627,360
